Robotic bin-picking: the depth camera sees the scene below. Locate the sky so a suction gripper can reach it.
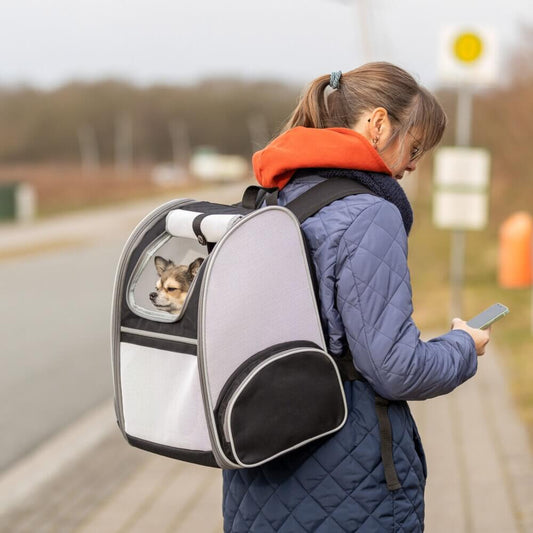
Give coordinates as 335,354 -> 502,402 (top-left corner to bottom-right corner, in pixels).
1,0 -> 531,91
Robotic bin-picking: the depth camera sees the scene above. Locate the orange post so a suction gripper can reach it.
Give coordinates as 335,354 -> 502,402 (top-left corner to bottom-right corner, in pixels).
498,212 -> 533,288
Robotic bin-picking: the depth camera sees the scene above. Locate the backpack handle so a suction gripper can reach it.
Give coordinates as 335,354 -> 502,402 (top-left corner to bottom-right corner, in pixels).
242,177 -> 375,219
241,185 -> 279,210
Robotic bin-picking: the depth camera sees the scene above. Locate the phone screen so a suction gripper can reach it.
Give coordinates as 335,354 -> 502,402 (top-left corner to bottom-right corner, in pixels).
467,303 -> 509,330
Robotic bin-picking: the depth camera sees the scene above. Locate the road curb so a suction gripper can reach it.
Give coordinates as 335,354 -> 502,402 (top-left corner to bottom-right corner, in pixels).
0,181 -> 250,261
0,400 -> 115,514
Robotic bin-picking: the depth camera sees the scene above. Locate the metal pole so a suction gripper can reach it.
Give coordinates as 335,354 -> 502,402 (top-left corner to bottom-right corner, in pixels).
169,119 -> 191,169
450,87 -> 473,319
78,124 -> 100,175
456,88 -> 473,146
353,0 -> 373,62
450,230 -> 466,319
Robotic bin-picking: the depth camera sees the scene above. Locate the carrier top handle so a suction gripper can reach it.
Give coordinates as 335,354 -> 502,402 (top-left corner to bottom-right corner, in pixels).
241,186 -> 279,210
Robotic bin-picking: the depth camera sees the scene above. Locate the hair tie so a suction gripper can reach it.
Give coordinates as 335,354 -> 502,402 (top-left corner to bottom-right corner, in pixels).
329,71 -> 342,89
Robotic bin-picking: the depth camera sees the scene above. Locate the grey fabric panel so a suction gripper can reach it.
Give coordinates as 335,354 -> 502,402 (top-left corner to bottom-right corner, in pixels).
200,207 -> 325,408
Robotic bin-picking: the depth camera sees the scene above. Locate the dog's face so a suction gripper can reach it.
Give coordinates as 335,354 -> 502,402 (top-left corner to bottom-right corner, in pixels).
149,256 -> 203,314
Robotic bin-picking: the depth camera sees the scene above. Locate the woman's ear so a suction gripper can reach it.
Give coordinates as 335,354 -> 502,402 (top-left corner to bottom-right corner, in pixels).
352,107 -> 391,145
368,107 -> 391,148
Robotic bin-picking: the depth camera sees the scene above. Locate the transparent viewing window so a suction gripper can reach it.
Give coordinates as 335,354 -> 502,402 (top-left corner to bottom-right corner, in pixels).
127,234 -> 207,323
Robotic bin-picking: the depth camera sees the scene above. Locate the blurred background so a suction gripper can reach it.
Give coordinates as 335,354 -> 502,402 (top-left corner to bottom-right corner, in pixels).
1,0 -> 533,531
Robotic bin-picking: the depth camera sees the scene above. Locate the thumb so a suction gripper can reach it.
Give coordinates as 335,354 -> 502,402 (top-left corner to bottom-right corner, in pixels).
451,317 -> 464,329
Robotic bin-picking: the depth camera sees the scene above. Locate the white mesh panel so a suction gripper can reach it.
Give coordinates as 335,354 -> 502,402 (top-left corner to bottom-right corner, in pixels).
120,342 -> 211,451
200,207 -> 325,406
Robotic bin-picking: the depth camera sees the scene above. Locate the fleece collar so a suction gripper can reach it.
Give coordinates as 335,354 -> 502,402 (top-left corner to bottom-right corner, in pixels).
253,127 -> 391,190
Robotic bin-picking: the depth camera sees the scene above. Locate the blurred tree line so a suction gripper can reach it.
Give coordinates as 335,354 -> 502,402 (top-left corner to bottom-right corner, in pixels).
473,26 -> 533,186
0,78 -> 299,164
0,25 -> 531,188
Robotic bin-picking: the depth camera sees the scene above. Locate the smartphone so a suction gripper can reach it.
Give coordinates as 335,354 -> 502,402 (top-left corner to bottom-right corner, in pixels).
466,303 -> 509,330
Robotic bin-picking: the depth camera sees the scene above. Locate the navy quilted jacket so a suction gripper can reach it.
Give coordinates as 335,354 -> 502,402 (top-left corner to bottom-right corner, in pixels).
223,174 -> 477,532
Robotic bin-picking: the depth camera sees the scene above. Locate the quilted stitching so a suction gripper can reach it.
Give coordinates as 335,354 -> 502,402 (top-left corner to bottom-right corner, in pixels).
223,382 -> 425,532
222,175 -> 477,532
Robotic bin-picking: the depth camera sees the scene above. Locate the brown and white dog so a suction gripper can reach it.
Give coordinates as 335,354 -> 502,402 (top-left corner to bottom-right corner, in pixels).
149,256 -> 204,315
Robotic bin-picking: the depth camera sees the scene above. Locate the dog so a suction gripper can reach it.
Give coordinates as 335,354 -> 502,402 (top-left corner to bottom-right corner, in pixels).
149,256 -> 204,315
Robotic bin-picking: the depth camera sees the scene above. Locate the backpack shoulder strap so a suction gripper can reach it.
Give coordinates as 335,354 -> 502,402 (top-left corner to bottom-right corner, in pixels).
285,178 -> 375,384
286,177 -> 402,491
284,177 -> 376,223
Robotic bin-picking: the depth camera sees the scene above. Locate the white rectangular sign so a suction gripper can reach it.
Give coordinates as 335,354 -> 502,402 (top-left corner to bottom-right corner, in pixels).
434,147 -> 490,189
433,146 -> 491,230
433,191 -> 488,230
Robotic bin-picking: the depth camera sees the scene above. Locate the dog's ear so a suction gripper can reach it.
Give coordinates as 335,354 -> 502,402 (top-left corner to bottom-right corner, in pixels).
154,256 -> 172,276
187,257 -> 204,280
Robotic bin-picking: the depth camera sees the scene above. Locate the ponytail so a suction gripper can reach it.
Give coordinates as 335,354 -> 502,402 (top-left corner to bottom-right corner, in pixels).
281,62 -> 447,152
283,75 -> 331,130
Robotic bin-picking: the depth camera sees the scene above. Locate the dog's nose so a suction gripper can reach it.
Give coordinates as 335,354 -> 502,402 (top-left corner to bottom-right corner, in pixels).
149,292 -> 157,301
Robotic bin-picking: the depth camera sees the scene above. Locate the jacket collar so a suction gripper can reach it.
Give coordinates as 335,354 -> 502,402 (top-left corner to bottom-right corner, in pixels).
253,126 -> 391,190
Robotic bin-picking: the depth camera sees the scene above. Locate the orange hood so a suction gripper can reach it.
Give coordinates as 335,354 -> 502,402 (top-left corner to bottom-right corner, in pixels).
253,127 -> 391,189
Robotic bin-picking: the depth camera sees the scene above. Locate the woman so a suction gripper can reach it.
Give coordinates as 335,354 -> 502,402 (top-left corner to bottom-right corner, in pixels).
223,62 -> 490,532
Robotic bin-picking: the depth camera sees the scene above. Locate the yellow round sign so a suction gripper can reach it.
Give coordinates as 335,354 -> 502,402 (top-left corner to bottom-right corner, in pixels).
453,32 -> 484,63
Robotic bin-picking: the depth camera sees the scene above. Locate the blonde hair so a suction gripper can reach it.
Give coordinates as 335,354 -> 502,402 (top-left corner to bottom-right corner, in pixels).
283,62 -> 447,154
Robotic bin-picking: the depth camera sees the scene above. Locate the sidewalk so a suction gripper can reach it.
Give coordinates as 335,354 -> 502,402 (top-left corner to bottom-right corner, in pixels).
1,343 -> 532,532
411,345 -> 533,532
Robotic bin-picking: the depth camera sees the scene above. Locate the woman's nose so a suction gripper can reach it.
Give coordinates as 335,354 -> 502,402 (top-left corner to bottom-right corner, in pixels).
406,160 -> 418,172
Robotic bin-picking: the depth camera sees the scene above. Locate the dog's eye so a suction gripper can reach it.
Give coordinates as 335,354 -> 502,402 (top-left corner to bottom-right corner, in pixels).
167,287 -> 177,292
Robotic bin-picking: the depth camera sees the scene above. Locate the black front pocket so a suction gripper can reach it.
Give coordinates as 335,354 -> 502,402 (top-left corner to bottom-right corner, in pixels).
214,341 -> 347,467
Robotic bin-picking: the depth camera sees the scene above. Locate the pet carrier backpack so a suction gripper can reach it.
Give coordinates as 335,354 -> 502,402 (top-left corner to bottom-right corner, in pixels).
111,177 -> 374,469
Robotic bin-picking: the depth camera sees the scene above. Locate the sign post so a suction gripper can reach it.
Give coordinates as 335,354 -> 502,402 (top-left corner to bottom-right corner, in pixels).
437,26 -> 497,319
433,147 -> 491,318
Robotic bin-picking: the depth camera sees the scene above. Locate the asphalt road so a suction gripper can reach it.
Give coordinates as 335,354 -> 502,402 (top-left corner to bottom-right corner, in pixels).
0,238 -> 121,471
0,182 -> 247,472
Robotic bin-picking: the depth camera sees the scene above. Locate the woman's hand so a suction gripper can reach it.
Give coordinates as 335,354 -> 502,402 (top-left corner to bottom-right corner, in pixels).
451,318 -> 491,356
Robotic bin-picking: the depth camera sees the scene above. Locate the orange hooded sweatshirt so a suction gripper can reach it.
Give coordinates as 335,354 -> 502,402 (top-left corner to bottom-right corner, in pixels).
252,127 -> 391,190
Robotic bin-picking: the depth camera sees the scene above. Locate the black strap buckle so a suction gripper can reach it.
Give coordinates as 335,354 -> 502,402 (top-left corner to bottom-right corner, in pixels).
192,214 -> 208,245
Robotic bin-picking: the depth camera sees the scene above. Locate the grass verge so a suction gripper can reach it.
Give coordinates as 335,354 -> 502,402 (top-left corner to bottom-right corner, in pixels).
409,192 -> 533,448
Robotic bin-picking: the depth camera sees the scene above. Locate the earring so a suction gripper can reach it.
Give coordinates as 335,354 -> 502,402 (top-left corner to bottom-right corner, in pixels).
372,137 -> 379,146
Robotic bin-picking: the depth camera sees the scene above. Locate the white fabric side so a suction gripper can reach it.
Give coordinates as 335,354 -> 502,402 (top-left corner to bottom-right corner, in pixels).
200,207 -> 326,406
166,210 -> 242,242
120,342 -> 211,451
